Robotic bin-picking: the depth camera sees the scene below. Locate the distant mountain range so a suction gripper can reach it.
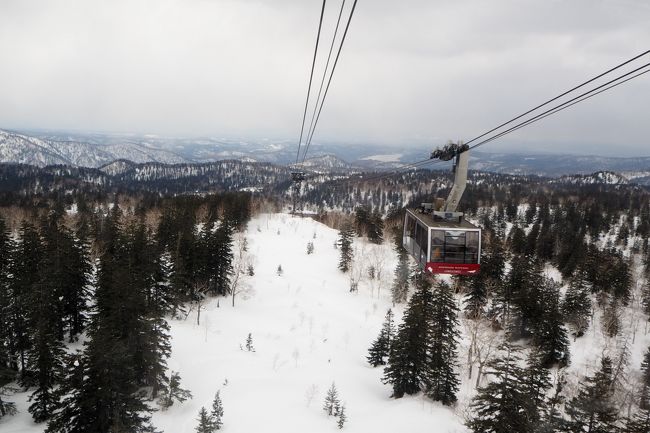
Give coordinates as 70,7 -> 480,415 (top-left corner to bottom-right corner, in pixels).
1,128 -> 649,183
0,129 -> 186,167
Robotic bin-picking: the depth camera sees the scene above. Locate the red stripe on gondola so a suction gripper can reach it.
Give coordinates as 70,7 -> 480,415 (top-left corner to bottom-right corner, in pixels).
425,262 -> 480,275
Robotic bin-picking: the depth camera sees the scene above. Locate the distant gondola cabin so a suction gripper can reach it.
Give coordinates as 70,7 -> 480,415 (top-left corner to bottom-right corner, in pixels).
403,209 -> 481,275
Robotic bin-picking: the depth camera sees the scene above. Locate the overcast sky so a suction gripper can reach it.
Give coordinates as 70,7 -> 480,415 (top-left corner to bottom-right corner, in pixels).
0,0 -> 649,156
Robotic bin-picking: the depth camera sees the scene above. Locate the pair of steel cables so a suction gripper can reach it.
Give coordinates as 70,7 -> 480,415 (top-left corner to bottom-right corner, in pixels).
344,49 -> 650,186
295,0 -> 358,167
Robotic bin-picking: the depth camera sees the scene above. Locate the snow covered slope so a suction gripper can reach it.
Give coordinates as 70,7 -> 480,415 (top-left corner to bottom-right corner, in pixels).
2,214 -> 467,433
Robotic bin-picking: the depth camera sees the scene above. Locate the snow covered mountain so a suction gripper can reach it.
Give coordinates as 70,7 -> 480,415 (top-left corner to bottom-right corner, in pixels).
290,154 -> 360,173
0,129 -> 187,167
556,170 -> 630,185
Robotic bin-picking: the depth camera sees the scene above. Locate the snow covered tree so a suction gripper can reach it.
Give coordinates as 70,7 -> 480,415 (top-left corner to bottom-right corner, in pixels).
626,409 -> 650,433
337,403 -> 347,429
467,342 -> 533,433
425,281 -> 460,406
195,407 -> 215,433
532,279 -> 570,368
323,382 -> 340,416
509,224 -> 527,255
306,241 -> 314,255
506,255 -> 545,339
150,249 -> 179,318
0,216 -> 16,418
367,209 -> 384,244
367,309 -> 395,367
602,297 -> 621,338
522,350 -> 552,427
338,223 -> 355,273
354,206 -> 371,237
464,275 -> 488,319
44,351 -> 84,432
158,371 -> 192,410
562,270 -> 593,338
212,221 -> 234,296
245,333 -> 255,352
640,347 -> 650,410
10,222 -> 43,386
26,256 -> 67,422
565,356 -> 620,433
276,264 -> 283,276
383,276 -> 433,398
391,232 -> 410,304
0,387 -> 16,419
211,390 -> 224,430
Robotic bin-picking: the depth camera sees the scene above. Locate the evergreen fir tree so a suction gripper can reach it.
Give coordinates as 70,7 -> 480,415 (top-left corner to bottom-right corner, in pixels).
338,223 -> 355,273
391,231 -> 410,304
44,351 -> 84,432
26,244 -> 67,423
509,225 -> 527,255
63,231 -> 92,342
0,215 -> 15,405
10,222 -> 43,386
158,371 -> 192,409
367,209 -> 384,244
245,333 -> 255,352
150,249 -> 179,318
367,309 -> 395,367
536,372 -> 569,433
464,275 -> 488,319
565,356 -> 620,433
213,220 -> 234,296
532,279 -> 570,368
523,350 -> 552,426
307,241 -> 314,254
337,403 -> 347,429
425,281 -> 460,406
640,346 -> 650,410
323,382 -> 340,416
354,206 -> 371,237
195,407 -> 215,433
0,218 -> 16,419
602,298 -> 621,338
467,342 -> 533,433
626,409 -> 650,433
562,269 -> 593,338
480,233 -> 506,287
383,276 -> 433,398
642,282 -> 650,318
211,390 -> 224,430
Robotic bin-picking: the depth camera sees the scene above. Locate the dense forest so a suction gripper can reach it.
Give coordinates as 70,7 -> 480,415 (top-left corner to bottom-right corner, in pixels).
0,189 -> 251,431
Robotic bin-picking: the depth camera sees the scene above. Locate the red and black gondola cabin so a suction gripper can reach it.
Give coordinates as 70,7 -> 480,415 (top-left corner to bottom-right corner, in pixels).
403,208 -> 481,275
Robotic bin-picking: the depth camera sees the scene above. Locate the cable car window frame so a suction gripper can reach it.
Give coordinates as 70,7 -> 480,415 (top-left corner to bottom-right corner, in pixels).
429,228 -> 481,265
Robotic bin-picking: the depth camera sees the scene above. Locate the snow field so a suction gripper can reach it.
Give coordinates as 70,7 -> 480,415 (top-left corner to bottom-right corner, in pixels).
151,213 -> 468,433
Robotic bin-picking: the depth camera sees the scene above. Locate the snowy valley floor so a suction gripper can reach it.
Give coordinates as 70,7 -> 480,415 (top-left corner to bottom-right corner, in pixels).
3,213 -> 650,432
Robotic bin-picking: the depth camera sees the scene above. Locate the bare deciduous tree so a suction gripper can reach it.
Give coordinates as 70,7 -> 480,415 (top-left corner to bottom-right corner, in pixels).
462,315 -> 501,388
231,232 -> 253,307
